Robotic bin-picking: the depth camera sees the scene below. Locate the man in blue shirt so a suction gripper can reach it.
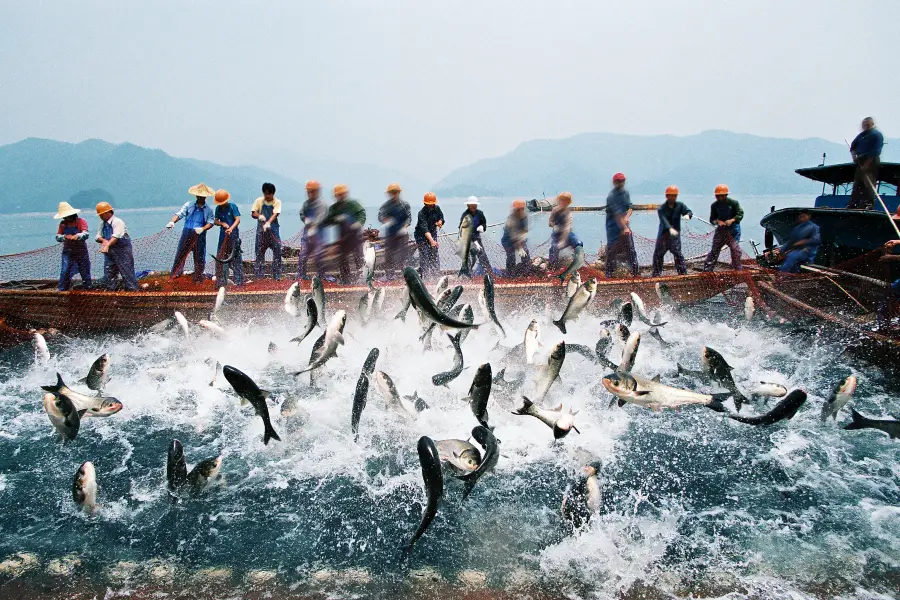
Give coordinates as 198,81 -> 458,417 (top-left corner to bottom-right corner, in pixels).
772,210 -> 821,273
848,117 -> 884,209
458,196 -> 492,275
651,185 -> 693,276
212,188 -> 244,286
414,192 -> 444,279
297,180 -> 326,281
378,183 -> 412,280
605,172 -> 639,278
167,183 -> 215,282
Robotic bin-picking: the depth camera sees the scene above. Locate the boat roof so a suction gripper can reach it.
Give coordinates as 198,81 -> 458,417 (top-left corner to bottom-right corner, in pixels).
795,162 -> 900,186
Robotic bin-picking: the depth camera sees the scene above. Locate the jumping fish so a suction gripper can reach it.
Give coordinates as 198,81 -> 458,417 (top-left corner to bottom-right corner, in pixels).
293,311 -> 346,374
566,271 -> 582,299
78,353 -> 110,394
290,297 -> 319,345
222,365 -> 281,445
457,213 -> 475,277
557,245 -> 585,282
618,331 -> 641,373
406,436 -> 444,548
483,274 -> 506,337
174,311 -> 190,340
727,390 -> 807,426
533,341 -> 565,402
167,440 -> 188,491
821,375 -> 858,422
284,282 -> 303,317
844,408 -> 900,439
434,439 -> 482,475
553,278 -> 597,334
363,241 -> 376,288
465,363 -> 492,428
432,334 -> 464,386
403,267 -> 478,330
601,371 -> 729,412
72,461 -> 98,513
312,276 -> 326,327
513,397 -> 580,439
524,320 -> 541,365
351,348 -> 380,441
456,426 -> 499,499
33,333 -> 50,365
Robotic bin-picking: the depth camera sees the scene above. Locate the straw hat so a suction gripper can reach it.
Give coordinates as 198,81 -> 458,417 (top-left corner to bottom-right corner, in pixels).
53,202 -> 80,219
188,183 -> 216,198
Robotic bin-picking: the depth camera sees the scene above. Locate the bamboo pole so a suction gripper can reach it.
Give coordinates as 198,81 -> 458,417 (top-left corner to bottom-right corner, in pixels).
799,265 -> 868,310
844,138 -> 900,239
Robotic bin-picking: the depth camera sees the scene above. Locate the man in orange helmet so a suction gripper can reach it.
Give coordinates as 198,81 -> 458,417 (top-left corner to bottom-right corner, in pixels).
651,185 -> 693,276
212,189 -> 244,285
297,180 -> 326,280
414,192 -> 444,278
605,173 -> 639,278
378,183 -> 412,279
703,184 -> 744,271
95,202 -> 138,291
502,199 -> 530,276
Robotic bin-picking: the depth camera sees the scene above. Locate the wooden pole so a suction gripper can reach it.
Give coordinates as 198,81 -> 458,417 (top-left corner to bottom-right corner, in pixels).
844,138 -> 900,239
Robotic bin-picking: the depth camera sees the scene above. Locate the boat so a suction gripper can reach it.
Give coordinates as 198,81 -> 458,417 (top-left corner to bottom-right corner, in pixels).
757,160 -> 900,362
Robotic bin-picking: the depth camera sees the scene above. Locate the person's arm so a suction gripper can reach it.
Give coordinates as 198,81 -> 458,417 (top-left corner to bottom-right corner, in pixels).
96,223 -> 106,243
403,203 -> 412,227
351,201 -> 366,228
658,206 -> 671,230
55,223 -> 66,243
849,132 -> 859,153
266,199 -> 281,226
73,219 -> 90,241
251,198 -> 264,222
729,200 -> 744,225
377,201 -> 389,224
200,207 -> 214,232
683,204 -> 693,220
710,204 -> 719,226
168,202 -> 187,228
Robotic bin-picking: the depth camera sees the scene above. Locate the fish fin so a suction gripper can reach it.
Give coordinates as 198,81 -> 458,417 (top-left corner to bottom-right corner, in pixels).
634,391 -> 651,396
77,409 -> 87,418
552,319 -> 566,335
261,390 -> 271,400
651,374 -> 661,382
706,396 -> 727,413
617,399 -> 626,408
676,363 -> 684,374
77,376 -> 87,385
843,408 -> 867,431
572,425 -> 581,434
551,403 -> 563,411
336,333 -> 345,346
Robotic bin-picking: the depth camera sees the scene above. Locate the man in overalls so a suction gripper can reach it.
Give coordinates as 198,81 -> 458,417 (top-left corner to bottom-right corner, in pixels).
95,202 -> 138,291
605,173 -> 639,278
378,182 -> 412,279
167,183 -> 215,282
252,182 -> 283,280
549,192 -> 583,267
54,201 -> 92,290
414,192 -> 444,279
323,184 -> 366,284
651,185 -> 693,276
501,199 -> 530,276
703,184 -> 744,272
297,180 -> 326,280
212,188 -> 244,285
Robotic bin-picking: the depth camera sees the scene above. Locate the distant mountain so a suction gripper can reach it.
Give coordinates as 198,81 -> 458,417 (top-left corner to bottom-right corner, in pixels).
432,130 -> 900,197
0,138 -> 306,214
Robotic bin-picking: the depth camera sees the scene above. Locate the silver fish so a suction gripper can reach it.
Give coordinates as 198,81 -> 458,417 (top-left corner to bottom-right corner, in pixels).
534,341 -> 565,402
524,320 -> 541,365
284,282 -> 302,317
513,397 -> 580,439
602,371 -> 728,412
553,278 -> 597,334
214,286 -> 226,314
744,296 -> 755,322
821,375 -> 857,422
434,439 -> 482,475
557,245 -> 585,283
293,310 -> 346,375
566,271 -> 582,299
618,332 -> 641,373
33,333 -> 50,365
363,241 -> 376,288
432,334 -> 464,386
312,276 -> 326,327
78,353 -> 110,394
72,461 -> 98,513
290,297 -> 319,345
457,213 -> 475,277
174,311 -> 190,340
42,373 -> 122,420
187,456 -> 223,491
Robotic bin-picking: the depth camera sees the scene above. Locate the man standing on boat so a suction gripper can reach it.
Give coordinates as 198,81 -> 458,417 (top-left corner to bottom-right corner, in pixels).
848,117 -> 884,210
54,202 -> 92,291
212,188 -> 244,285
459,196 -> 493,275
651,186 -> 693,277
252,182 -> 283,280
378,183 -> 412,279
605,173 -> 639,278
297,180 -> 326,281
703,185 -> 744,272
166,183 -> 215,282
95,202 -> 138,291
323,184 -> 366,283
414,192 -> 444,278
549,192 -> 583,268
502,199 -> 530,276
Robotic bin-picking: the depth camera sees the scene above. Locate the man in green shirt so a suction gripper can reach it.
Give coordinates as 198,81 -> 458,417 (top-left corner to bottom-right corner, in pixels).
323,184 -> 367,283
703,184 -> 744,271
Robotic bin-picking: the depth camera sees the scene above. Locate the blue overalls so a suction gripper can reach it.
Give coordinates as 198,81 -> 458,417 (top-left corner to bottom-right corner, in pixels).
102,220 -> 138,291
58,220 -> 91,291
172,203 -> 210,282
215,203 -> 244,285
255,202 -> 283,280
704,202 -> 743,271
297,200 -> 324,280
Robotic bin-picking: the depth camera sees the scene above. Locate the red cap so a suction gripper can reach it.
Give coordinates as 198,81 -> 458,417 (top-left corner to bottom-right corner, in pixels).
613,172 -> 626,183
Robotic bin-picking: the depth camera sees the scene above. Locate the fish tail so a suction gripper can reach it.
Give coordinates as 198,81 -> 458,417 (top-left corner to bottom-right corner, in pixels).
41,372 -> 65,394
733,392 -> 747,413
707,394 -> 729,413
843,408 -> 867,431
552,319 -> 566,335
512,396 -> 534,416
263,422 -> 281,445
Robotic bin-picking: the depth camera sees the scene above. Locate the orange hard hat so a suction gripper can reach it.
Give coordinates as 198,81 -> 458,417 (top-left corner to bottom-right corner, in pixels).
95,201 -> 113,215
214,189 -> 230,205
386,182 -> 402,193
423,192 -> 437,205
557,191 -> 573,203
714,184 -> 729,196
512,199 -> 526,209
665,185 -> 679,196
306,180 -> 321,191
333,184 -> 349,196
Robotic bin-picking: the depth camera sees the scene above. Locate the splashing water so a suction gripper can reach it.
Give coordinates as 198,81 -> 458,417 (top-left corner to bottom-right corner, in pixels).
0,288 -> 897,599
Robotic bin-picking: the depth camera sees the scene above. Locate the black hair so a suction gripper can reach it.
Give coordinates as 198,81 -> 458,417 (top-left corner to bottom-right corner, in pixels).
262,182 -> 276,194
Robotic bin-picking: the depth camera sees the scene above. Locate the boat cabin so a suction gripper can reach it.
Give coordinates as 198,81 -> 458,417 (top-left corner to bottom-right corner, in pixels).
795,161 -> 900,212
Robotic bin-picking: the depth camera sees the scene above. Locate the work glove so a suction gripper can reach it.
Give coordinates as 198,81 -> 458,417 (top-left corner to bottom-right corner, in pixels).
336,214 -> 347,223
669,228 -> 678,237
307,226 -> 317,237
515,248 -> 527,262
683,214 -> 692,220
258,215 -> 267,223
398,226 -> 408,236
476,225 -> 485,233
193,227 -> 204,235
165,222 -> 175,229
263,222 -> 271,231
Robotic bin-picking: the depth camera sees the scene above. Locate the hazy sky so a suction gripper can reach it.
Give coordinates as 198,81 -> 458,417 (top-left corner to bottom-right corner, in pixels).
1,1 -> 897,182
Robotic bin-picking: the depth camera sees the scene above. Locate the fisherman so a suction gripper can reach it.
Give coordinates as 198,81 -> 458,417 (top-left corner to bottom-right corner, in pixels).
322,184 -> 366,284
770,209 -> 821,273
605,173 -> 639,278
252,182 -> 283,280
166,183 -> 215,282
378,182 -> 412,279
95,202 -> 138,291
297,180 -> 326,280
848,117 -> 884,210
549,192 -> 583,268
212,188 -> 244,285
459,196 -> 492,275
54,201 -> 92,291
501,199 -> 530,276
651,185 -> 693,276
703,184 -> 744,272
414,192 -> 444,278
